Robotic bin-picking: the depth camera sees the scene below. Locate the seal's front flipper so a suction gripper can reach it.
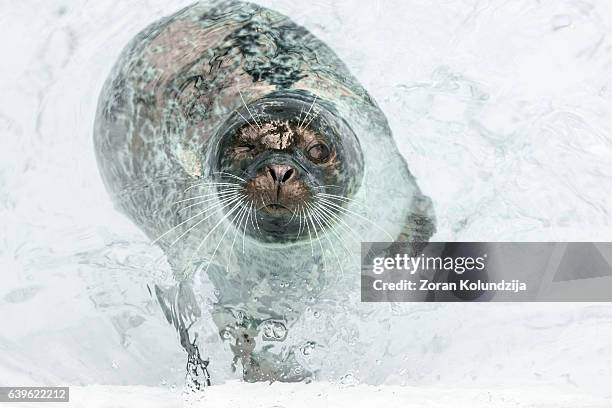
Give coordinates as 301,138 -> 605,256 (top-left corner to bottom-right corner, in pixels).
154,282 -> 211,389
397,193 -> 436,251
185,334 -> 211,389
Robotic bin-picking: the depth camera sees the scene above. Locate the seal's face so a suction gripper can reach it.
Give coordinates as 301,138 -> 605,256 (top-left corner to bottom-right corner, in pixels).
213,94 -> 363,242
235,121 -> 334,214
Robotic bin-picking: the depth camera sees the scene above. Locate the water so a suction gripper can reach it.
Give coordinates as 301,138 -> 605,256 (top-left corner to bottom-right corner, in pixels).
1,0 -> 612,400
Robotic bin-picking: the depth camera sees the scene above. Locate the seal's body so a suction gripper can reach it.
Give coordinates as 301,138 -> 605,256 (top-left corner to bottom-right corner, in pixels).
94,1 -> 435,385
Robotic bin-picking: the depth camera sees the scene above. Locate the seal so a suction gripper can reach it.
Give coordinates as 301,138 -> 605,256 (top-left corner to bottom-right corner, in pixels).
94,0 -> 435,386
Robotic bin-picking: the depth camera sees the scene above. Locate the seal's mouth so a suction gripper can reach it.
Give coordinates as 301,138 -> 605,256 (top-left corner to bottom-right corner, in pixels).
261,203 -> 291,214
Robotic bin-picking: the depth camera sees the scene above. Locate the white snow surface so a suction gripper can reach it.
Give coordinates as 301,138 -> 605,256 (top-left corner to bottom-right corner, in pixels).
1,0 -> 612,406
1,383 -> 611,408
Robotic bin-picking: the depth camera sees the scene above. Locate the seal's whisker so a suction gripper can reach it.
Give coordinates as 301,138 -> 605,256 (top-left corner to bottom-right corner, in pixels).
151,208 -> 210,245
177,195 -> 244,217
207,209 -> 245,275
173,188 -> 242,205
254,108 -> 266,128
315,192 -> 356,201
295,204 -> 301,238
177,191 -> 243,212
227,200 -> 251,265
317,197 -> 376,227
317,197 -> 394,240
238,89 -> 262,129
296,204 -> 305,240
296,106 -> 305,127
308,207 -> 328,271
307,203 -> 344,276
198,196 -> 249,275
168,197 -> 243,249
154,194 -> 244,246
213,171 -> 246,182
254,197 -> 268,232
242,201 -> 254,254
235,109 -> 258,133
187,195 -> 246,269
112,174 -> 200,197
183,181 -> 242,193
251,201 -> 262,235
315,200 -> 363,244
315,193 -> 367,211
305,205 -> 326,271
309,202 -> 354,259
316,193 -> 367,209
313,184 -> 343,190
285,206 -> 298,225
319,212 -> 355,265
316,206 -> 352,274
184,182 -> 242,194
303,206 -> 316,258
302,108 -> 320,130
298,95 -> 317,129
302,206 -> 315,257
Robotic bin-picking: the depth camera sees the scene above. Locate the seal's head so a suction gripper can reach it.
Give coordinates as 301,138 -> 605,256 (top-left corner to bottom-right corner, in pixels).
212,92 -> 364,243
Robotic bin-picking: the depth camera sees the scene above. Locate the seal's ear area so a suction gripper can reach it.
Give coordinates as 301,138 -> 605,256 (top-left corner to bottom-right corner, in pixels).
397,193 -> 437,244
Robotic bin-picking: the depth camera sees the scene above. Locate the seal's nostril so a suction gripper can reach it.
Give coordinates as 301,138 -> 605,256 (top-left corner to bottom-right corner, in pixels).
282,168 -> 294,182
267,165 -> 295,184
268,167 -> 277,182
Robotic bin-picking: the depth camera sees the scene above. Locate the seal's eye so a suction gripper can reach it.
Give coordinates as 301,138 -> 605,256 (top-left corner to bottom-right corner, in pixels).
307,143 -> 330,162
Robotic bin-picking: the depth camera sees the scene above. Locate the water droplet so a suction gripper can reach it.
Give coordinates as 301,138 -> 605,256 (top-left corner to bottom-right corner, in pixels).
272,324 -> 286,339
301,341 -> 315,356
339,372 -> 359,387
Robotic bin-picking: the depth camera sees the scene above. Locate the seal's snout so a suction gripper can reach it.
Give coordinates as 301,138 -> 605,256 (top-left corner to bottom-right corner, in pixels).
265,164 -> 300,212
245,161 -> 309,215
215,107 -> 360,239
267,164 -> 296,185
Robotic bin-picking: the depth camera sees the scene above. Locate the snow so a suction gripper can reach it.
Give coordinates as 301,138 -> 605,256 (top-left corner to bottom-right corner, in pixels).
2,382 -> 611,408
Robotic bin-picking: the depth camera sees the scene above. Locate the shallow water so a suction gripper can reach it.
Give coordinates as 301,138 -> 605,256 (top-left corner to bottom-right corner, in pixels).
1,0 -> 612,400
